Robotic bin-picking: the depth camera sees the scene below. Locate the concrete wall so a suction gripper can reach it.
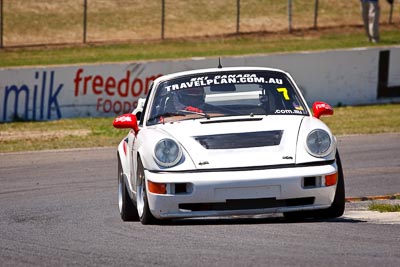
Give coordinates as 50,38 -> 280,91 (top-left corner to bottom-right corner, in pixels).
1,46 -> 399,122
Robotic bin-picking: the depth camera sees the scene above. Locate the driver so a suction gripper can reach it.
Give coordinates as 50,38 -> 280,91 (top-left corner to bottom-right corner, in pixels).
176,87 -> 206,113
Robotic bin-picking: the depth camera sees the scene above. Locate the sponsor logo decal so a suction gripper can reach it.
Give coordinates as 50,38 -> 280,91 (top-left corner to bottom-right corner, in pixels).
165,74 -> 283,92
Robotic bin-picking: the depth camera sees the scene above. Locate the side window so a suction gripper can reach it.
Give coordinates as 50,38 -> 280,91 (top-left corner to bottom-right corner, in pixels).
139,85 -> 153,126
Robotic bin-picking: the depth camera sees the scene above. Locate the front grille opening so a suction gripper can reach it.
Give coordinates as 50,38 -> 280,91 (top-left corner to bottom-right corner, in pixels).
178,197 -> 315,212
304,177 -> 316,187
303,176 -> 322,188
175,183 -> 188,194
170,183 -> 193,195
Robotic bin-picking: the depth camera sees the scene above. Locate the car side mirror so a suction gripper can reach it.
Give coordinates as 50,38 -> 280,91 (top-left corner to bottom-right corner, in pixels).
113,113 -> 139,134
312,101 -> 333,119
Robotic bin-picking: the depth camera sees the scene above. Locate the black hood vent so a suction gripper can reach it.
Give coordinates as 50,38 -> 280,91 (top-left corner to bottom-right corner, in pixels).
193,130 -> 283,149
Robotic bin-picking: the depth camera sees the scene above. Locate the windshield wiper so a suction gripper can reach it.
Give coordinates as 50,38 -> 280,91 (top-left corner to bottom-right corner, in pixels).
179,109 -> 210,120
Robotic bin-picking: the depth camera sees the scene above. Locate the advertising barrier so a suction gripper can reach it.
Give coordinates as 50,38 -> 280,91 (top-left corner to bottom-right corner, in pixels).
1,47 -> 399,122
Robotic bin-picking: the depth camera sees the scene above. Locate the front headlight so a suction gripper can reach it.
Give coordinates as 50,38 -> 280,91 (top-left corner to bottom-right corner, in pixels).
306,129 -> 332,157
154,138 -> 182,167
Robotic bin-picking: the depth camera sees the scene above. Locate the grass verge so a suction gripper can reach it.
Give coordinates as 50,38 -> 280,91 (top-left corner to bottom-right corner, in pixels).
0,117 -> 122,152
1,103 -> 399,153
369,202 -> 400,212
1,25 -> 400,68
320,104 -> 400,136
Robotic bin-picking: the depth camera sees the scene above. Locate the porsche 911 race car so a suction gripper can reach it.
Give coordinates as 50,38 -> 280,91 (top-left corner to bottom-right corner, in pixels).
113,66 -> 345,224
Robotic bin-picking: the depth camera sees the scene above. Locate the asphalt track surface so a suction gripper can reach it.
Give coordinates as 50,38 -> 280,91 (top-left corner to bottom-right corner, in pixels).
0,133 -> 399,266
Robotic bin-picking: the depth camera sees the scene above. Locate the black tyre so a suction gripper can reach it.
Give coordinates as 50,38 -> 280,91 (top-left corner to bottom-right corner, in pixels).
284,151 -> 345,220
136,157 -> 158,225
118,157 -> 139,221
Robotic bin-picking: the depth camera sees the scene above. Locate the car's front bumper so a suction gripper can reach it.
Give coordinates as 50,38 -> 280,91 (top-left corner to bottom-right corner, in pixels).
145,162 -> 338,219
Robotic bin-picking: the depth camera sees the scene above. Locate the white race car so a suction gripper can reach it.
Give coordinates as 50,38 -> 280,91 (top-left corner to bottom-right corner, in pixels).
113,67 -> 345,224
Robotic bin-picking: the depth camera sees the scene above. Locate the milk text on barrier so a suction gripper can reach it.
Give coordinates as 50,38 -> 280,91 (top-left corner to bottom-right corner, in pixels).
2,71 -> 63,121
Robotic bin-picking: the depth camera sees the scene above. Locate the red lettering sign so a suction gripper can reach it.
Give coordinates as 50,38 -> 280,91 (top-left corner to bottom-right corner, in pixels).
74,68 -> 162,98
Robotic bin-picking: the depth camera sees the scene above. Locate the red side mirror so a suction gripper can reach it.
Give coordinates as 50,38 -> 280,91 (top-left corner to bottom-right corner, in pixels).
113,113 -> 139,134
312,102 -> 333,119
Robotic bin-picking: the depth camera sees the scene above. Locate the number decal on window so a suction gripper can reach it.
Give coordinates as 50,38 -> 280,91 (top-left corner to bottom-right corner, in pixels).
277,88 -> 290,100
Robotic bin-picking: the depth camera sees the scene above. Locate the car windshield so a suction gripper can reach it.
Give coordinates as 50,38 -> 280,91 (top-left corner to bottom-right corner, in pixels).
147,70 -> 308,125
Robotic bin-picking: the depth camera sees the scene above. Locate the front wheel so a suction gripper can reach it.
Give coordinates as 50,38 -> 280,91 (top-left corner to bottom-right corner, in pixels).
284,151 -> 345,220
136,158 -> 158,225
118,157 -> 139,221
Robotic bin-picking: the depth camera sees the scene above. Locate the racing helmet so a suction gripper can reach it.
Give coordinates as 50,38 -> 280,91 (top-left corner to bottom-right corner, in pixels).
179,87 -> 205,107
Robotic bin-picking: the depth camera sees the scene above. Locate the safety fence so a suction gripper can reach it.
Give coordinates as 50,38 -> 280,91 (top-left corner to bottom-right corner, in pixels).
0,0 -> 398,48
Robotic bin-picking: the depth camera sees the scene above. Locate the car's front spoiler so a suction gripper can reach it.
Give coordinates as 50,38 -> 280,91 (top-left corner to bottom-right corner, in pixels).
145,163 -> 338,219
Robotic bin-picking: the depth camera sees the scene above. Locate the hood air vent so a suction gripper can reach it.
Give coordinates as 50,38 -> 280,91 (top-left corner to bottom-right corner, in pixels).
193,130 -> 283,149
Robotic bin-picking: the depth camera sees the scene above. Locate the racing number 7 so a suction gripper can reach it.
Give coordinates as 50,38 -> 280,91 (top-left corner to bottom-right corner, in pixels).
277,88 -> 290,101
